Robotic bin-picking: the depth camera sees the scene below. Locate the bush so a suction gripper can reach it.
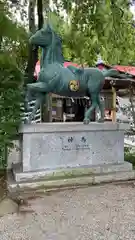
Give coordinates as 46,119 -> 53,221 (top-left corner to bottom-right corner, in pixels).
0,53 -> 23,169
124,146 -> 135,167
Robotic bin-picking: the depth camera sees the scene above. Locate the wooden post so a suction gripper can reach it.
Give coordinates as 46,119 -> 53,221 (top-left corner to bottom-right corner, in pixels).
42,94 -> 52,122
48,94 -> 52,122
129,87 -> 135,125
112,86 -> 116,122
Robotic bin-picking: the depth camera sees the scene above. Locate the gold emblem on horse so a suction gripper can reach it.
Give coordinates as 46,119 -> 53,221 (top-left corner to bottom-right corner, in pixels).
69,80 -> 80,92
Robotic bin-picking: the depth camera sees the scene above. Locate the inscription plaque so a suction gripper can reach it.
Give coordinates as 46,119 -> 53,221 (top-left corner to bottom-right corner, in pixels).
61,136 -> 75,150
76,136 -> 90,150
61,135 -> 90,150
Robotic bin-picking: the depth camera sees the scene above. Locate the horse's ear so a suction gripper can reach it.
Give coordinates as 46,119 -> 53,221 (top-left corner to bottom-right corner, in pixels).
43,23 -> 47,29
47,23 -> 53,32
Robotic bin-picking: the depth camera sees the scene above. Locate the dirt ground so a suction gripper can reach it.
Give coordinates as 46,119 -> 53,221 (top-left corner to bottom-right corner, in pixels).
1,183 -> 135,240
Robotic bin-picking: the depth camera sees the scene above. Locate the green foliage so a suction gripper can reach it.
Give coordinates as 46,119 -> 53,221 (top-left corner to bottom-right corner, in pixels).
53,0 -> 135,65
0,0 -> 28,68
124,147 -> 135,168
0,53 -> 23,169
0,0 -> 28,169
6,0 -> 135,65
9,0 -> 135,65
45,11 -> 88,64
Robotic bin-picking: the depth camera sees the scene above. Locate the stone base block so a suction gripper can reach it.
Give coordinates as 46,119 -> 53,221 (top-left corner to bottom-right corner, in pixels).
8,162 -> 135,193
8,122 -> 134,194
12,161 -> 133,183
19,122 -> 129,172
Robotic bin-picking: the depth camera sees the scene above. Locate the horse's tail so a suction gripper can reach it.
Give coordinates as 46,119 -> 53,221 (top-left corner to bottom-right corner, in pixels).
102,69 -> 119,78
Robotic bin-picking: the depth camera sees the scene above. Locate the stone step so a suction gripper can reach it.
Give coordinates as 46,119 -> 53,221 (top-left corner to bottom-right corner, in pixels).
8,169 -> 135,194
12,162 -> 133,183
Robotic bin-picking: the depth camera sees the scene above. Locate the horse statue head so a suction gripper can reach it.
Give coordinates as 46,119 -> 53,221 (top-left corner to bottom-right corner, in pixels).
29,24 -> 53,47
29,24 -> 64,65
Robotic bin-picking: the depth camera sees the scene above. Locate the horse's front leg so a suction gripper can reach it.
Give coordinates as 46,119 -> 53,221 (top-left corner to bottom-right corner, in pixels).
24,82 -> 48,123
97,95 -> 105,122
26,93 -> 45,123
83,93 -> 97,124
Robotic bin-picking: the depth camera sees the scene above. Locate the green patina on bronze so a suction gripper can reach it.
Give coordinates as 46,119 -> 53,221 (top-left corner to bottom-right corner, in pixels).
25,23 -> 119,124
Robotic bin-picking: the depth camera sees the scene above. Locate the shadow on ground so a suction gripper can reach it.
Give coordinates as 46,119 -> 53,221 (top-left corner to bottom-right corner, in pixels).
0,171 -> 7,200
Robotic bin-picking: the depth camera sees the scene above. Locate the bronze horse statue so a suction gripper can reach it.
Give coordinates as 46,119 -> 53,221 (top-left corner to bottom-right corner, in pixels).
25,23 -> 118,124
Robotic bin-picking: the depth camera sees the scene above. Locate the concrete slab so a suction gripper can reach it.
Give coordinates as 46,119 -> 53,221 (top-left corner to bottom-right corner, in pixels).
13,162 -> 133,183
8,170 -> 135,193
20,122 -> 127,172
8,122 -> 133,194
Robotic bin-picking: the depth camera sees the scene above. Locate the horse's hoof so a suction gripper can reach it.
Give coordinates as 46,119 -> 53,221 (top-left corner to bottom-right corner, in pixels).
24,118 -> 31,124
24,120 -> 28,124
83,119 -> 89,124
98,118 -> 104,123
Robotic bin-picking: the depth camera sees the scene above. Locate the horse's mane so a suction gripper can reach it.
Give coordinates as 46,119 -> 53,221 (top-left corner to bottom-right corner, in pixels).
45,28 -> 65,64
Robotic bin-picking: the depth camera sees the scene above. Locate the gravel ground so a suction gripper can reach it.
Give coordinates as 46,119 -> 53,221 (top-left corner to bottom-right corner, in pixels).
1,183 -> 135,240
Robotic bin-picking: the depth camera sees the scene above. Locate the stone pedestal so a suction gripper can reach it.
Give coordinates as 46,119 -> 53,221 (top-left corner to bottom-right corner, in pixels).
9,122 -> 135,192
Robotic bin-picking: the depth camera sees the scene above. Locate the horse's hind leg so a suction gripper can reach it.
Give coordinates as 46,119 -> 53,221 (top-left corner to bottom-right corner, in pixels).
84,93 -> 98,124
97,95 -> 105,122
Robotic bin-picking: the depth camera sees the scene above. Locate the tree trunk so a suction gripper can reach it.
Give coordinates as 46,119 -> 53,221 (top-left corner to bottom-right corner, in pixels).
24,0 -> 38,87
37,0 -> 44,29
0,36 -> 2,50
37,0 -> 46,122
39,0 -> 53,122
43,0 -> 50,17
